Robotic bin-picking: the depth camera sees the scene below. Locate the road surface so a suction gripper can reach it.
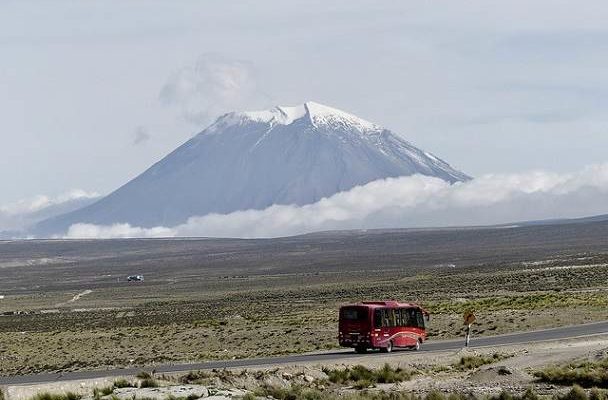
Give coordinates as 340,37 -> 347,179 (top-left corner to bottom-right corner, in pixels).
2,320 -> 608,386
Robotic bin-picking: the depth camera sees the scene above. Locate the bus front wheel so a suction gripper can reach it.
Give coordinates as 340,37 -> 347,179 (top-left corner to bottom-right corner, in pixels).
411,340 -> 421,351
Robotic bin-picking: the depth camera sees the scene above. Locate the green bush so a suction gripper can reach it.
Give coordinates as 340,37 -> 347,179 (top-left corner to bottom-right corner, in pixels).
559,386 -> 589,400
30,392 -> 82,400
322,364 -> 413,386
139,378 -> 159,388
425,390 -> 446,400
136,371 -> 153,380
352,379 -> 374,390
0,388 -> 4,400
590,388 -> 605,400
254,384 -> 322,400
179,371 -> 212,384
112,378 -> 133,388
455,354 -> 509,371
92,386 -> 114,400
535,359 -> 608,388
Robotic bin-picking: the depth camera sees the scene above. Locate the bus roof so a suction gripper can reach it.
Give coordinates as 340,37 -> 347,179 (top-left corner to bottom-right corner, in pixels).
343,301 -> 423,309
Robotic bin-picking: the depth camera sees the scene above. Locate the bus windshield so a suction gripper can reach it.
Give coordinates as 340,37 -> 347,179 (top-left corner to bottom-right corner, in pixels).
340,306 -> 368,321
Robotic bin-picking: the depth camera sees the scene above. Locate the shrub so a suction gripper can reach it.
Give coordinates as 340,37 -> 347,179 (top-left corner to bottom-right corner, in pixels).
113,378 -> 133,388
323,367 -> 349,384
179,371 -> 212,384
455,354 -> 509,371
352,379 -> 374,390
92,387 -> 114,400
0,388 -> 4,400
520,388 -> 539,400
559,386 -> 589,400
376,364 -> 413,383
322,364 -> 413,386
139,378 -> 159,388
136,371 -> 153,380
30,392 -> 82,400
425,391 -> 446,400
535,359 -> 608,388
590,389 -> 605,400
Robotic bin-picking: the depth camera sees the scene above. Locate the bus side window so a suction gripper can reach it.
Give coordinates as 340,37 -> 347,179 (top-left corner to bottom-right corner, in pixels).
396,308 -> 403,327
383,309 -> 390,327
407,308 -> 416,327
399,308 -> 407,327
374,309 -> 382,328
416,309 -> 425,328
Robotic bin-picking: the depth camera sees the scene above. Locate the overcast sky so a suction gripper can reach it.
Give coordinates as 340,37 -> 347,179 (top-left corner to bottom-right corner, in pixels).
2,1 -> 608,206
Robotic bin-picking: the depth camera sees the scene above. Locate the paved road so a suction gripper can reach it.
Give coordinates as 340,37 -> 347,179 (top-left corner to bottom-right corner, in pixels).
2,321 -> 608,386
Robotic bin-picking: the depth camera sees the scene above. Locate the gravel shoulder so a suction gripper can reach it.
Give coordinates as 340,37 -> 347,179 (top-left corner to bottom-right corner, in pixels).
4,335 -> 608,400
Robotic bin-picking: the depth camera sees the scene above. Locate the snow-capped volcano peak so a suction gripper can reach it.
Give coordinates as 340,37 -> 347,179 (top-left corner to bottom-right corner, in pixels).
213,101 -> 382,132
35,101 -> 470,235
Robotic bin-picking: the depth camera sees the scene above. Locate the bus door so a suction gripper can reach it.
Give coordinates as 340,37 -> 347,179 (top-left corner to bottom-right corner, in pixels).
404,307 -> 426,344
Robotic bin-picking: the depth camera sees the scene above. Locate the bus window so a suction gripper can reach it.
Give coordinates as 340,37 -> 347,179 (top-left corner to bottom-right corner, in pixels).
383,309 -> 390,327
388,309 -> 397,327
374,309 -> 382,328
340,307 -> 368,321
396,308 -> 403,326
405,308 -> 417,327
416,309 -> 425,328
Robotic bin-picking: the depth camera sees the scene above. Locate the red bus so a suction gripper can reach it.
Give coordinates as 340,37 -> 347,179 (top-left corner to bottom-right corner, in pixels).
338,301 -> 429,353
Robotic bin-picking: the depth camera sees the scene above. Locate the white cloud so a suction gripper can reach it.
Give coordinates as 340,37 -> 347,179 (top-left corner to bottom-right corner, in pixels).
64,164 -> 608,239
0,189 -> 100,232
65,223 -> 175,239
1,189 -> 99,216
159,54 -> 268,126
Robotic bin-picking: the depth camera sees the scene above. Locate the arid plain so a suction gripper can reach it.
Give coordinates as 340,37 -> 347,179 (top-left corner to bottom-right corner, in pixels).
2,219 -> 608,377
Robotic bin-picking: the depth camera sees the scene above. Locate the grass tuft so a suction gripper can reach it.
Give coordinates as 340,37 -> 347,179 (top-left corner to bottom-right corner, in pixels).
139,378 -> 159,388
113,378 -> 133,388
30,392 -> 82,400
323,364 -> 413,387
535,358 -> 608,388
454,354 -> 510,371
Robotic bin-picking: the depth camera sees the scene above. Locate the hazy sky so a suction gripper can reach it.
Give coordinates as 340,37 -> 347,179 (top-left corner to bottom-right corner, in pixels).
2,1 -> 608,205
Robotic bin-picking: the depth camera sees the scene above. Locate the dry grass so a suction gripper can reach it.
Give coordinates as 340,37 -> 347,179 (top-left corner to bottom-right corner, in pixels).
2,252 -> 608,375
535,358 -> 608,388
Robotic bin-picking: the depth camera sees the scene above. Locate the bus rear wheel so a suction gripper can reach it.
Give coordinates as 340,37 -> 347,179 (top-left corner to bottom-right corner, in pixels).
355,346 -> 367,354
410,340 -> 421,351
380,341 -> 393,353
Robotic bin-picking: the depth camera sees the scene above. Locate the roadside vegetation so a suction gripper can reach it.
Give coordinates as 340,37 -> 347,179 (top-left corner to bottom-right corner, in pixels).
29,392 -> 81,400
25,385 -> 608,400
250,386 -> 549,400
453,354 -> 511,371
535,358 -> 608,388
322,364 -> 414,388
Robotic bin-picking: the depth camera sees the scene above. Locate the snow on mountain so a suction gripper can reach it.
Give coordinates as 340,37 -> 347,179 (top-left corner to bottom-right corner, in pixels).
35,101 -> 470,235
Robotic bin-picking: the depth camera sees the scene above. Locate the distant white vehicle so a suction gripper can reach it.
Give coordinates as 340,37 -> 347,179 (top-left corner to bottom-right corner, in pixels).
127,275 -> 144,282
